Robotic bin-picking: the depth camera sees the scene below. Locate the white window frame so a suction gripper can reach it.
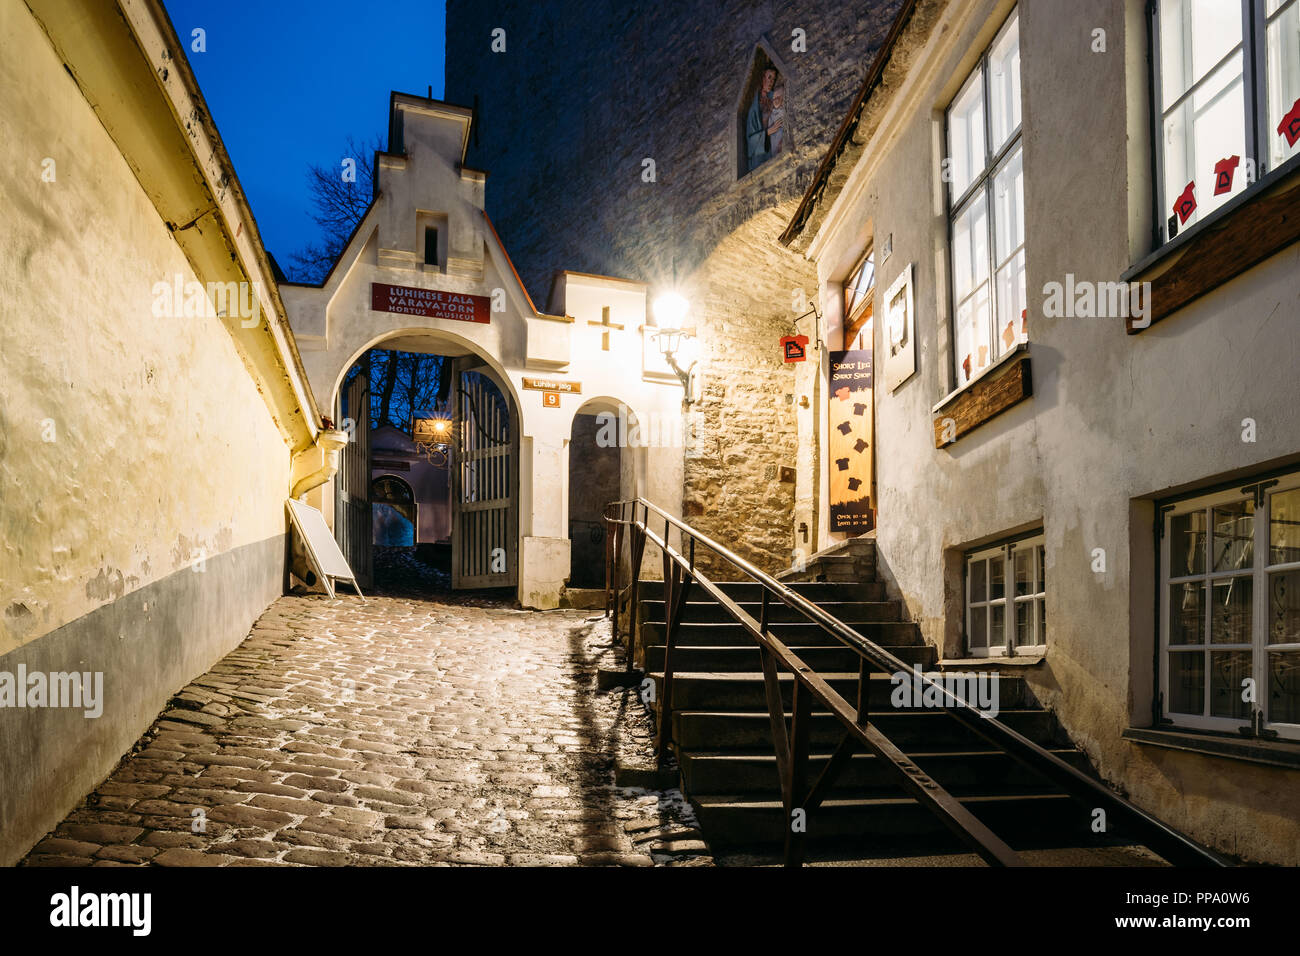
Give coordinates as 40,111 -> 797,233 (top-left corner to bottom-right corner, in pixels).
1159,473 -> 1300,742
944,7 -> 1026,390
1150,0 -> 1300,245
843,246 -> 876,326
965,532 -> 1045,657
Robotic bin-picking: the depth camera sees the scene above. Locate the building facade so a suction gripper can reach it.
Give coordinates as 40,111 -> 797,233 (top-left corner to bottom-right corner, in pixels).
445,0 -> 904,573
280,94 -> 687,608
0,0 -> 340,865
783,0 -> 1300,863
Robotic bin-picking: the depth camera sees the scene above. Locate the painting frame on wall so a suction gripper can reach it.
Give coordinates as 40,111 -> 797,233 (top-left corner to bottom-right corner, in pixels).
883,262 -> 916,392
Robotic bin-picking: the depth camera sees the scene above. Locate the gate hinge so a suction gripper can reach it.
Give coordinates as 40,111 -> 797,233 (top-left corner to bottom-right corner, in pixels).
1241,479 -> 1278,508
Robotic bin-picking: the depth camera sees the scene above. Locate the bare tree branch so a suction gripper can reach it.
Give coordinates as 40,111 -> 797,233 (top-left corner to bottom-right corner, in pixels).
288,134 -> 383,283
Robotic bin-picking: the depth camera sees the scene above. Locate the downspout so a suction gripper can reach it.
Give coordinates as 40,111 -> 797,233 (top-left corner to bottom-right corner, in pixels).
291,428 -> 350,499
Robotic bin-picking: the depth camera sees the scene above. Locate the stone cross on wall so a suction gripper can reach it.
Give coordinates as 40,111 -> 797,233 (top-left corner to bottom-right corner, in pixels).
589,305 -> 624,351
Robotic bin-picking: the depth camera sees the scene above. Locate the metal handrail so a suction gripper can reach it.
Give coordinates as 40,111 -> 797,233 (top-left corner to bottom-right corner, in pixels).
604,497 -> 1231,868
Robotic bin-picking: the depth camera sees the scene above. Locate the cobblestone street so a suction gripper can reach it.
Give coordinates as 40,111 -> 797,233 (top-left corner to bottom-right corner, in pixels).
20,591 -> 704,867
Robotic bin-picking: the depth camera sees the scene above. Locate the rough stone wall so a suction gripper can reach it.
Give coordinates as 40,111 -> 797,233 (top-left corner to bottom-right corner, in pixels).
446,0 -> 901,572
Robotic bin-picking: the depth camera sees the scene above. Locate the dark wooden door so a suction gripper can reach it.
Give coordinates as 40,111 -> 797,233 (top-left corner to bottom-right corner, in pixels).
335,370 -> 373,587
451,364 -> 517,588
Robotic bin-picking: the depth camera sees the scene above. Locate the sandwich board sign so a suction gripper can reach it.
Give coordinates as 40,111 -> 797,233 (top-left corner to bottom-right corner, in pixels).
286,498 -> 365,601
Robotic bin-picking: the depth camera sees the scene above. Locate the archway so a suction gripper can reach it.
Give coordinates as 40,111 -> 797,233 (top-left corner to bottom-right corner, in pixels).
332,329 -> 519,594
567,397 -> 640,589
372,474 -> 416,546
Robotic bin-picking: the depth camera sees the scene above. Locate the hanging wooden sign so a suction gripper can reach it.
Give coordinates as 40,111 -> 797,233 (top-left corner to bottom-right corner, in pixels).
828,349 -> 874,534
781,334 -> 809,363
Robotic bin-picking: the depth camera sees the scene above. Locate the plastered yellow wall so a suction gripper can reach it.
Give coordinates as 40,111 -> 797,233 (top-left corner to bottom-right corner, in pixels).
0,0 -> 290,654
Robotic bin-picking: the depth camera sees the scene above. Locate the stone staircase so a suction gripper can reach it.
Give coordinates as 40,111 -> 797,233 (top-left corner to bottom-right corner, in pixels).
629,555 -> 1162,861
777,536 -> 876,584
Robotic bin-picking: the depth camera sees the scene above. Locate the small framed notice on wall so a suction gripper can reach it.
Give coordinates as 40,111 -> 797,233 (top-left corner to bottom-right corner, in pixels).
883,263 -> 915,392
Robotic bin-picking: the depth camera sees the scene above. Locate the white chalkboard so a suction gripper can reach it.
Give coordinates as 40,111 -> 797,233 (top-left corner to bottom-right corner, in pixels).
286,499 -> 364,600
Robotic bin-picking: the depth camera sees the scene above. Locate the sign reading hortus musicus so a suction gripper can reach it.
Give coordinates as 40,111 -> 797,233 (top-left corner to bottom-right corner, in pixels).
370,283 -> 490,323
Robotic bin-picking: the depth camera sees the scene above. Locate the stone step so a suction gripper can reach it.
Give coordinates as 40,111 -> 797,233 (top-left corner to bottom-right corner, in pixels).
642,642 -> 937,672
712,843 -> 1169,867
650,671 -> 1035,712
673,708 -> 1062,750
639,619 -> 924,648
779,558 -> 875,582
691,791 -> 1098,850
635,580 -> 885,603
679,747 -> 1090,795
777,539 -> 878,583
640,599 -> 901,625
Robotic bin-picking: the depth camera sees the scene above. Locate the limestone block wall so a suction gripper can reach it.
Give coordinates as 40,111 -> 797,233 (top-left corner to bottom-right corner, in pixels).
0,2 -> 292,864
446,0 -> 903,571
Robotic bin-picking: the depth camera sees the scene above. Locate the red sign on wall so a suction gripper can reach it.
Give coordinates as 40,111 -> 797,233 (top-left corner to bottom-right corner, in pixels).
370,283 -> 491,323
781,334 -> 810,363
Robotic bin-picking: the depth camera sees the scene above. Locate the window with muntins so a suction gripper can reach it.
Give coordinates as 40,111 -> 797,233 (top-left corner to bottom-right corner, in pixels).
966,531 -> 1045,657
945,8 -> 1026,389
1151,0 -> 1300,244
842,247 -> 876,349
1160,473 -> 1300,741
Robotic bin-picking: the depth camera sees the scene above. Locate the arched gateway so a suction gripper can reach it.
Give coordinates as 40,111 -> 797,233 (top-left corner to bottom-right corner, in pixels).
281,93 -> 684,607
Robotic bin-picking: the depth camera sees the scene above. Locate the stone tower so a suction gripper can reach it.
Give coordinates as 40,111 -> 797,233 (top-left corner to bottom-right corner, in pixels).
446,0 -> 902,571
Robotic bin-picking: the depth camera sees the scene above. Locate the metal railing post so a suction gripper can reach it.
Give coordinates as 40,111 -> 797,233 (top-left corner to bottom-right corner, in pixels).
656,551 -> 678,764
856,655 -> 870,727
784,677 -> 812,868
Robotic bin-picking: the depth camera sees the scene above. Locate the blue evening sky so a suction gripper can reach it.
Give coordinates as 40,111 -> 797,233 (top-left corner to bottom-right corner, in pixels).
161,1 -> 446,270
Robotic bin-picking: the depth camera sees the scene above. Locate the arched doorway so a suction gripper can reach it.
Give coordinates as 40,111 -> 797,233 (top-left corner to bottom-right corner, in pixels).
567,398 -> 639,589
372,474 -> 416,546
332,330 -> 519,594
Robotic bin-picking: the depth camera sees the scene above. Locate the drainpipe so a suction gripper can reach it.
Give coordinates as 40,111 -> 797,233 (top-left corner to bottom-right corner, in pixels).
291,428 -> 350,499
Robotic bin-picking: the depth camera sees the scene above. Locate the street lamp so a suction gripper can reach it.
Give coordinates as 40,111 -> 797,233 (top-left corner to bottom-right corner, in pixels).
652,292 -> 696,404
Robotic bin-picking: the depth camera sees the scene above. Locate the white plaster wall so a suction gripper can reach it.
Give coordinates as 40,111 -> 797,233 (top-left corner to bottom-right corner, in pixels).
0,1 -> 290,654
809,0 -> 1300,862
284,102 -> 685,605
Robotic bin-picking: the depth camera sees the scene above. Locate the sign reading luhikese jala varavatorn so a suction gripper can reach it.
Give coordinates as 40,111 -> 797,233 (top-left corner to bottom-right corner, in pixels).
370,283 -> 490,323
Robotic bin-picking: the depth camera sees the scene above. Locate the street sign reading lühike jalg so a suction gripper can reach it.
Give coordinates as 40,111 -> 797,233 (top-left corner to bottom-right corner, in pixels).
370,282 -> 490,323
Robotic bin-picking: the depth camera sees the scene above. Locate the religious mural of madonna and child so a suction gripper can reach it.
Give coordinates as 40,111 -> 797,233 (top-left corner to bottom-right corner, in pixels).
744,63 -> 788,173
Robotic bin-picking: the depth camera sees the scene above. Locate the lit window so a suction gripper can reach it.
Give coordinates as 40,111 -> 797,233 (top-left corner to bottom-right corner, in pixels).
1152,0 -> 1300,243
842,247 -> 875,349
965,532 -> 1045,657
945,8 -> 1025,388
1160,474 -> 1300,741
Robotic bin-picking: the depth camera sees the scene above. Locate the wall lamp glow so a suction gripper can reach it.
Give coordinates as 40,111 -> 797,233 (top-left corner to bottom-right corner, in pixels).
652,292 -> 697,405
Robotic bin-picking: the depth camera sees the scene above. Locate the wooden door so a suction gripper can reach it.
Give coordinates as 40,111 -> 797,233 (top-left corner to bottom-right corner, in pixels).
335,370 -> 373,587
451,363 -> 517,588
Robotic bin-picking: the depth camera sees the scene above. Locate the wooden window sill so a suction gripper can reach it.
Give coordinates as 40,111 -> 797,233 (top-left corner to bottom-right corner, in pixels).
1122,155 -> 1300,333
938,653 -> 1045,668
932,346 -> 1032,449
1123,726 -> 1300,770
